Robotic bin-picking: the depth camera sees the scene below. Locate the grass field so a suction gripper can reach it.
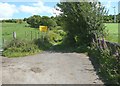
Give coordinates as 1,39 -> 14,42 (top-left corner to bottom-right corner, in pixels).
2,23 -> 42,46
105,23 -> 119,43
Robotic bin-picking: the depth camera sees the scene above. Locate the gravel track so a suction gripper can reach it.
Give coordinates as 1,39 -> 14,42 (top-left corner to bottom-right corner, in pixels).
1,52 -> 104,84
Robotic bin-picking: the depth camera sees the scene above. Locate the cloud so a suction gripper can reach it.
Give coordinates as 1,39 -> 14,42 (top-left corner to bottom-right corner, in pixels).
19,1 -> 58,16
0,1 -> 62,20
106,1 -> 112,8
0,2 -> 18,20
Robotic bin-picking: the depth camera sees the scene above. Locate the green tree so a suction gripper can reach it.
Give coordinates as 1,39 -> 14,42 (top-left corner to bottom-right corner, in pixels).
26,15 -> 57,29
41,16 -> 57,29
27,15 -> 41,28
23,18 -> 27,21
55,16 -> 63,26
57,1 -> 107,46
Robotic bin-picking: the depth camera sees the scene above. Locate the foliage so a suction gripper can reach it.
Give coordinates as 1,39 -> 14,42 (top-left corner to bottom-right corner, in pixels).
26,15 -> 41,28
46,30 -> 66,44
88,38 -> 120,84
2,22 -> 66,49
2,37 -> 54,57
41,16 -> 57,29
2,19 -> 23,23
103,13 -> 120,23
3,39 -> 41,57
26,15 -> 57,29
57,1 -> 107,46
3,33 -> 54,58
33,37 -> 52,50
54,16 -> 63,26
117,13 -> 120,23
103,15 -> 114,23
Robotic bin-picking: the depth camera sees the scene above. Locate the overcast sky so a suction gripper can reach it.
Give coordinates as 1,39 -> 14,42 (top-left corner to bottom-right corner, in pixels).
0,0 -> 119,20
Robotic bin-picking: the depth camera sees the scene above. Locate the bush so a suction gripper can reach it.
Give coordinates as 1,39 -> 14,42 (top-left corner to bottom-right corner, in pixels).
3,39 -> 41,57
88,39 -> 120,84
33,38 -> 52,50
46,30 -> 66,44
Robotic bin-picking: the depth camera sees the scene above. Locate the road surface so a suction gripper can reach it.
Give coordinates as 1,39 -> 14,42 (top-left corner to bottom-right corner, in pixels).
1,52 -> 104,84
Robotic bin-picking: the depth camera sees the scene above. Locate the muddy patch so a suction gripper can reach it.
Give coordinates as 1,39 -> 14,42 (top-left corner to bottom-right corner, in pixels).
30,67 -> 42,73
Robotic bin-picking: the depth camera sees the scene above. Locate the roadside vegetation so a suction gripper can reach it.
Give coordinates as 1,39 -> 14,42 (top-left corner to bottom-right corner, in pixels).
3,39 -> 40,57
88,38 -> 120,84
1,1 -> 120,85
55,2 -> 120,85
103,13 -> 120,23
3,38 -> 52,57
2,15 -> 65,57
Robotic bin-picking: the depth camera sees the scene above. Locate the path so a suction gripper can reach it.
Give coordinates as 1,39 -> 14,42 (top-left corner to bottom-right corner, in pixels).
1,52 -> 104,84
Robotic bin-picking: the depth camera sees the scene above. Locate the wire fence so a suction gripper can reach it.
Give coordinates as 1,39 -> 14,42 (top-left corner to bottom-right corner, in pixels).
2,31 -> 45,47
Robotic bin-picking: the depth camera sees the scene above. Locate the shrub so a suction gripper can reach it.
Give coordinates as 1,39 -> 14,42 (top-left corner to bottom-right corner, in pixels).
88,39 -> 120,84
3,39 -> 41,57
46,30 -> 66,44
33,38 -> 52,50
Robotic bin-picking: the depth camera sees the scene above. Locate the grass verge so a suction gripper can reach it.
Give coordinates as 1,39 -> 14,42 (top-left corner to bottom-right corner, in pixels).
2,38 -> 52,58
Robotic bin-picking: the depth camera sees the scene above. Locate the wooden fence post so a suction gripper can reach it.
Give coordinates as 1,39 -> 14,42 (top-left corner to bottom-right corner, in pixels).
13,32 -> 16,39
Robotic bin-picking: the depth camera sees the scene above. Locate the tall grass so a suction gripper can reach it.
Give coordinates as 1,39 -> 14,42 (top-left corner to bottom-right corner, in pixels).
3,38 -> 52,58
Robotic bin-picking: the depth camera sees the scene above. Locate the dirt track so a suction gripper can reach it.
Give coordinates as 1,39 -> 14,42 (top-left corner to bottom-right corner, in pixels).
1,52 -> 104,84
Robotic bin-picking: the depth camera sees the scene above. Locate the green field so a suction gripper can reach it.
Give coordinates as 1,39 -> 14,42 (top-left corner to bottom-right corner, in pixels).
2,23 -> 41,45
105,23 -> 119,43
